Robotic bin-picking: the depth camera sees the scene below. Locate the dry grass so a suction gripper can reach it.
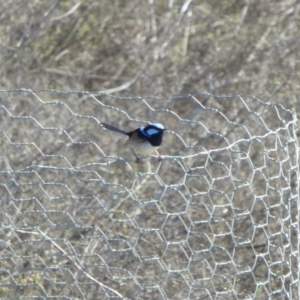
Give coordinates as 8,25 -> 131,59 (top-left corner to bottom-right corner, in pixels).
0,0 -> 299,299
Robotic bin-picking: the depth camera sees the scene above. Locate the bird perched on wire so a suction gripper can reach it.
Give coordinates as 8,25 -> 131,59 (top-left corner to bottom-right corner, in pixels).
100,122 -> 165,163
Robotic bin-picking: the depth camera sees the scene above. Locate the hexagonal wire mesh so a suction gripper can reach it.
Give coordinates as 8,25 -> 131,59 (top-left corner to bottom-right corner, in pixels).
0,89 -> 299,299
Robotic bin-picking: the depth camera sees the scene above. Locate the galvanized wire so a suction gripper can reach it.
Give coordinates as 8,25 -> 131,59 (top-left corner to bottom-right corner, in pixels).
0,89 -> 299,299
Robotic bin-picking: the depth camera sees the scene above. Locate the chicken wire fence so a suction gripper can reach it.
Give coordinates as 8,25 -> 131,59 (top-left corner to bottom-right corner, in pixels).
0,89 -> 299,299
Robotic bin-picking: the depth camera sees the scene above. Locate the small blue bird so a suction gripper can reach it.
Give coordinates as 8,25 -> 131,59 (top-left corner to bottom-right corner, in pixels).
101,122 -> 165,162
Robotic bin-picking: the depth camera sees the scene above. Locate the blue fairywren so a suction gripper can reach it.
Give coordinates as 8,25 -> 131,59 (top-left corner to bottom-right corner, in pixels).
101,122 -> 165,163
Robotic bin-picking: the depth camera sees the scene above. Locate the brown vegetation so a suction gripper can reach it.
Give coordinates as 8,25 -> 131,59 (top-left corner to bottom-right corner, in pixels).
0,0 -> 299,299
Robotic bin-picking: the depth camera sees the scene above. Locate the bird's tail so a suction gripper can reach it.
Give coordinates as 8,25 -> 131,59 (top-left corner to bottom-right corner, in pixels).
100,123 -> 128,135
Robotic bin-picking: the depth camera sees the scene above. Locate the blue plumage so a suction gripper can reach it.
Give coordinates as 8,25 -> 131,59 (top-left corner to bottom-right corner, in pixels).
101,122 -> 165,162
